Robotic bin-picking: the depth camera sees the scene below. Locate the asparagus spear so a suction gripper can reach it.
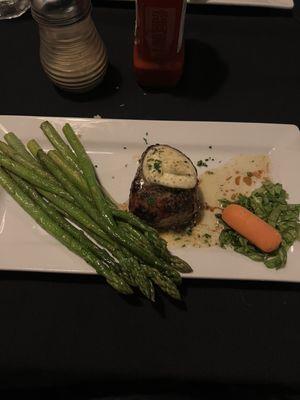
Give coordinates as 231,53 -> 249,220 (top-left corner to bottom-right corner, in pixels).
114,211 -> 192,271
69,215 -> 177,299
40,122 -> 116,208
0,167 -> 132,295
5,140 -> 166,272
0,152 -> 74,202
39,148 -> 169,266
17,176 -> 137,288
40,124 -> 157,236
10,173 -> 179,299
36,149 -> 103,222
119,220 -> 149,245
61,124 -> 182,279
113,210 -> 192,272
8,169 -> 180,299
54,210 -> 137,288
48,150 -> 90,196
72,221 -> 161,301
0,141 -> 17,158
4,132 -> 40,166
40,121 -> 81,172
39,189 -> 156,299
118,222 -> 189,276
113,208 -> 158,234
9,173 -> 122,273
120,220 -> 191,273
0,141 -> 58,185
27,138 -> 42,158
170,255 -> 193,273
119,220 -> 170,264
38,189 -> 114,244
142,265 -> 181,300
51,192 -> 180,284
36,131 -> 158,240
36,147 -> 174,275
93,223 -> 178,298
62,123 -> 116,229
55,204 -> 139,287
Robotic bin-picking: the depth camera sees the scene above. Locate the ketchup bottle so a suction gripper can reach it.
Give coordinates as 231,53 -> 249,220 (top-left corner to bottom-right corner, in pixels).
134,0 -> 187,88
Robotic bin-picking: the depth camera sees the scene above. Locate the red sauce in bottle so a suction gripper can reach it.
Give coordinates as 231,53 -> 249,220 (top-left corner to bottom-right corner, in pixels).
134,0 -> 186,88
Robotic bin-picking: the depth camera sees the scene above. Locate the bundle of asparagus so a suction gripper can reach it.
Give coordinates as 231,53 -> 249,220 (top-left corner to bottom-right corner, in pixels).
0,121 -> 192,301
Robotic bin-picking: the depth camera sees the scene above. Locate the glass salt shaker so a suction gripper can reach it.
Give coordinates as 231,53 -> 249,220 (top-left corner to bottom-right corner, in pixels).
0,0 -> 30,19
31,0 -> 108,93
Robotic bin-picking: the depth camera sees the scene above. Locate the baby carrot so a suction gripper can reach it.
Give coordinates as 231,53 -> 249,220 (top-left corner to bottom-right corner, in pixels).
222,204 -> 282,253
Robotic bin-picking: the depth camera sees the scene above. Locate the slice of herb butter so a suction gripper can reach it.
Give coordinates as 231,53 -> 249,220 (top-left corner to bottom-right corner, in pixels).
143,145 -> 197,189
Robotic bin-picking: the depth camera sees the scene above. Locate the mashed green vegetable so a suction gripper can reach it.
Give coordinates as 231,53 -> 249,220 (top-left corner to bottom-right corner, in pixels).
218,181 -> 300,269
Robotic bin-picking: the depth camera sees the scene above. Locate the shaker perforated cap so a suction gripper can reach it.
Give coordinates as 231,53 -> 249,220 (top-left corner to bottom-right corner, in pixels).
31,0 -> 91,25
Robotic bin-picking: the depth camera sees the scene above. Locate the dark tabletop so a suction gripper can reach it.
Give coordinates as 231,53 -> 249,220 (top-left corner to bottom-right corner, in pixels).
1,1 -> 300,399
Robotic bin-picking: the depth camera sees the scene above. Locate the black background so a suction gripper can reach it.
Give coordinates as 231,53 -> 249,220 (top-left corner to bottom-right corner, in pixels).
0,1 -> 300,399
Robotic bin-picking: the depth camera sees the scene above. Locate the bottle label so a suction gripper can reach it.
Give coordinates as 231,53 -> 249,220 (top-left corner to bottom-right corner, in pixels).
136,1 -> 186,60
145,7 -> 176,58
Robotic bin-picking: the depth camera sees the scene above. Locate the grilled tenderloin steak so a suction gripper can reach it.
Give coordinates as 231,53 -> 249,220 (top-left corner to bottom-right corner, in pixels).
129,145 -> 200,230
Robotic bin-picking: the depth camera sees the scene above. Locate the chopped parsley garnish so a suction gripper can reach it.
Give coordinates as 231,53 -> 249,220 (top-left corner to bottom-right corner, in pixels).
153,159 -> 162,173
185,226 -> 193,236
147,196 -> 155,206
203,233 -> 211,239
143,137 -> 148,145
147,158 -> 162,173
197,160 -> 208,167
207,171 -> 214,175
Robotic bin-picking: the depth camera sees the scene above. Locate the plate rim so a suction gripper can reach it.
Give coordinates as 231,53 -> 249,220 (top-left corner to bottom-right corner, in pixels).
118,0 -> 294,10
0,115 -> 299,282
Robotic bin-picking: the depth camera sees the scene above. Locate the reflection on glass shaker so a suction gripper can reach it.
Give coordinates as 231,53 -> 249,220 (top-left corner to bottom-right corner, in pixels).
31,0 -> 108,93
0,0 -> 30,20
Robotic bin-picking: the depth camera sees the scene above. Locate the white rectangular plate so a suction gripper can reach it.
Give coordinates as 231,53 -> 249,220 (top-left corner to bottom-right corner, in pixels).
0,116 -> 299,283
121,0 -> 294,9
188,0 -> 293,8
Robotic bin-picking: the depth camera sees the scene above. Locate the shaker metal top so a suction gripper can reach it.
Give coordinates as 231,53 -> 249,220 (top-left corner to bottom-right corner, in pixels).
31,0 -> 91,25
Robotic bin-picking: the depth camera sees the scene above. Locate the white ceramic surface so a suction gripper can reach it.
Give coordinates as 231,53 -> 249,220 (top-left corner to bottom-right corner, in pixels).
0,116 -> 299,282
189,0 -> 293,8
122,0 -> 294,9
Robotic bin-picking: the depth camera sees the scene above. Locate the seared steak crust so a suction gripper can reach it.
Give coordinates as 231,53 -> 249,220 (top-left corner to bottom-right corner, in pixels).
129,146 -> 200,230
